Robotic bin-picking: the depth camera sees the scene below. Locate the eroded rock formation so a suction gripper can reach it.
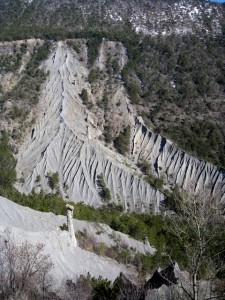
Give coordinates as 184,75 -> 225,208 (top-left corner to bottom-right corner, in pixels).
14,40 -> 225,210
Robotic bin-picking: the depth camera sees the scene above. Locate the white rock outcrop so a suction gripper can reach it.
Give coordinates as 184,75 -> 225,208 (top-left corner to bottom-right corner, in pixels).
15,40 -> 225,210
0,196 -> 154,286
132,118 -> 225,202
15,41 -> 164,212
66,204 -> 77,247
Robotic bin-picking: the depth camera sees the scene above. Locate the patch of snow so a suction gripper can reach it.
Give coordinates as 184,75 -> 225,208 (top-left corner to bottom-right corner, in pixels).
171,81 -> 176,89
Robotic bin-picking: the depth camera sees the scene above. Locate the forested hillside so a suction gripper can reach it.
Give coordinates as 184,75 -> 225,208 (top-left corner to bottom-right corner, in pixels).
0,1 -> 225,299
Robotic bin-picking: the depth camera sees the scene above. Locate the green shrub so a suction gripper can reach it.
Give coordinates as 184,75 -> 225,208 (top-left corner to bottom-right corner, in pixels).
66,40 -> 80,53
97,174 -> 111,202
154,178 -> 164,189
91,276 -> 117,300
1,41 -> 51,110
47,172 -> 59,190
138,160 -> 151,176
60,223 -> 68,231
0,43 -> 26,72
35,175 -> 41,183
88,67 -> 101,83
80,89 -> 89,105
104,126 -> 113,143
87,37 -> 102,66
0,131 -> 17,189
144,174 -> 164,190
114,125 -> 131,155
8,106 -> 27,120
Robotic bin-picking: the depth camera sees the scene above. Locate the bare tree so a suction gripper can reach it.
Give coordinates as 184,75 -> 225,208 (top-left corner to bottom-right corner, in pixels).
0,229 -> 54,299
214,279 -> 225,298
166,188 -> 225,300
64,274 -> 93,300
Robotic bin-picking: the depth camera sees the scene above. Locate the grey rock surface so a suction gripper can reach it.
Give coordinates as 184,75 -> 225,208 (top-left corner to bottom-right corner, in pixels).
132,118 -> 225,202
0,196 -> 154,286
15,40 -> 225,211
15,41 -> 164,212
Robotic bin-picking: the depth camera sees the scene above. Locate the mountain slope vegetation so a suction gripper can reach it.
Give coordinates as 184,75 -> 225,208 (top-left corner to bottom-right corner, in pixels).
0,0 -> 225,39
0,1 -> 225,298
0,1 -> 225,168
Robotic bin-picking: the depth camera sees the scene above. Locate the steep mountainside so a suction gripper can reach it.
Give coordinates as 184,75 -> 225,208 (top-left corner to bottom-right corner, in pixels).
0,1 -> 225,298
0,1 -> 224,211
0,0 -> 225,39
14,41 -> 165,212
0,39 -> 224,210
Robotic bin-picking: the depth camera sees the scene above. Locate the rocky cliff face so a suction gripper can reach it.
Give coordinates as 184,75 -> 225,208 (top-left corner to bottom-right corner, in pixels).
12,40 -> 225,211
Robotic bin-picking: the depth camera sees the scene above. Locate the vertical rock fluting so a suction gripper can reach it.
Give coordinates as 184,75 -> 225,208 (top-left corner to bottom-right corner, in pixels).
132,117 -> 225,202
15,40 -> 225,211
15,41 -> 165,212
